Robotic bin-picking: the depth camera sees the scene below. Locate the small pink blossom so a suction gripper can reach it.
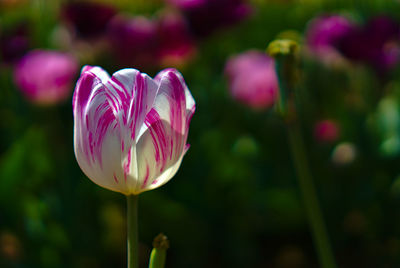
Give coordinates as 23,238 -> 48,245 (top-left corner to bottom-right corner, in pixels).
314,120 -> 340,143
225,50 -> 278,110
14,50 -> 78,105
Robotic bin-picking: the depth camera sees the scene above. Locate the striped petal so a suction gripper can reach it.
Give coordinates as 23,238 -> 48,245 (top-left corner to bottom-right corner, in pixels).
134,69 -> 195,193
74,70 -> 126,193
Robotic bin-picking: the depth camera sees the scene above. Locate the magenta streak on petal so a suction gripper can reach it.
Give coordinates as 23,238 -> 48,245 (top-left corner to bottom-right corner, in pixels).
113,173 -> 119,183
121,140 -> 125,152
109,77 -> 131,124
73,73 -> 97,117
145,109 -> 168,172
123,149 -> 131,182
166,72 -> 186,160
83,87 -> 117,169
85,114 -> 90,129
105,91 -> 118,113
93,106 -> 115,168
141,165 -> 150,189
129,72 -> 146,140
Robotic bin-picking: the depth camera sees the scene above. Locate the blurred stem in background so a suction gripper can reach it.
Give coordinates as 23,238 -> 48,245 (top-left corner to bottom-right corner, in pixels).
149,233 -> 169,268
268,40 -> 336,268
127,195 -> 139,268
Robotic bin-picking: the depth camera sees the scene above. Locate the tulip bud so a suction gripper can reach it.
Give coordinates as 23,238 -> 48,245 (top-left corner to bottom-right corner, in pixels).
267,39 -> 300,118
149,233 -> 169,268
73,66 -> 196,195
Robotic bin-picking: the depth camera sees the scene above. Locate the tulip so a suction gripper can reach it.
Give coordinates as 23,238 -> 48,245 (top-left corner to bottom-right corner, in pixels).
14,50 -> 78,105
225,50 -> 278,110
73,66 -> 196,195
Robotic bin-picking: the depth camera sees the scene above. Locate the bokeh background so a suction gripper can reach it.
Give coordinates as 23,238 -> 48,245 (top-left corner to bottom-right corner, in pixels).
2,0 -> 400,267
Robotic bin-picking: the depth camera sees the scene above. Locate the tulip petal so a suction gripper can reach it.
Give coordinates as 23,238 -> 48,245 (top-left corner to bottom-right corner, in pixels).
135,113 -> 189,193
74,79 -> 126,193
134,69 -> 195,193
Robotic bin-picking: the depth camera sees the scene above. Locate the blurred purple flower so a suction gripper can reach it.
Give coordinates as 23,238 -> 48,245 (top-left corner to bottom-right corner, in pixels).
14,50 -> 78,105
157,11 -> 197,67
225,50 -> 278,110
0,23 -> 30,64
167,0 -> 252,37
108,15 -> 158,68
337,16 -> 400,73
61,2 -> 116,39
305,14 -> 355,64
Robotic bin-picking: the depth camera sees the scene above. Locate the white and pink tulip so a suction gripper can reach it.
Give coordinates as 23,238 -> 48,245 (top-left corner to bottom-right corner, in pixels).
73,66 -> 195,195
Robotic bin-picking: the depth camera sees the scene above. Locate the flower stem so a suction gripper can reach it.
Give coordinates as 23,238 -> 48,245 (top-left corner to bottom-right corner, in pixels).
267,39 -> 336,268
127,194 -> 139,268
287,121 -> 336,268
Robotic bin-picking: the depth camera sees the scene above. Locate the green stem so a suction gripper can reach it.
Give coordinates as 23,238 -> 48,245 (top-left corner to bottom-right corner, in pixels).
127,194 -> 139,268
149,247 -> 167,268
268,41 -> 336,267
287,122 -> 336,268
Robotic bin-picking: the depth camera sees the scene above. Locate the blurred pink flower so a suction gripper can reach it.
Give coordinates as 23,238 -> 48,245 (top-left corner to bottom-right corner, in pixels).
314,120 -> 340,143
14,50 -> 78,105
305,14 -> 355,65
225,50 -> 278,110
73,66 -> 195,195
